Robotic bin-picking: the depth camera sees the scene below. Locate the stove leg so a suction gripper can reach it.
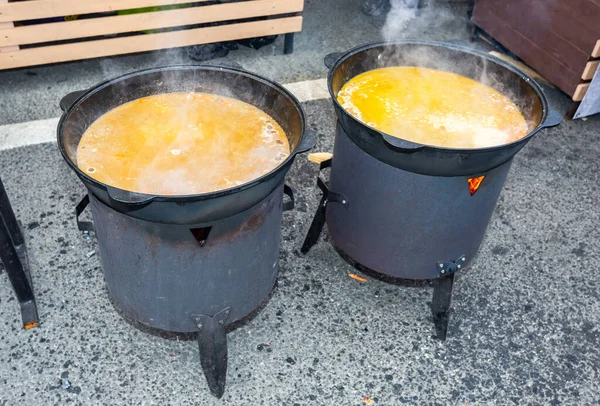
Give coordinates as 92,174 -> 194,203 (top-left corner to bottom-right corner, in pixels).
283,33 -> 294,54
0,178 -> 39,329
431,273 -> 455,341
301,195 -> 327,254
194,308 -> 230,398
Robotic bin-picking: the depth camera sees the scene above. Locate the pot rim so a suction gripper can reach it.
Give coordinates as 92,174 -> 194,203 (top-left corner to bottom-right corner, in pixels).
57,64 -> 307,203
326,39 -> 552,154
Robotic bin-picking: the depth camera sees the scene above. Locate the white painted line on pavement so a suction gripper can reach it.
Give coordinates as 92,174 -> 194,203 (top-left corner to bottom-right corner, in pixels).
0,77 -> 330,152
283,78 -> 329,103
0,117 -> 59,152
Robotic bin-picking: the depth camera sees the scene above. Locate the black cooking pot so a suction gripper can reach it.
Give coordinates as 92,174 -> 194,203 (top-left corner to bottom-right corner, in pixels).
325,40 -> 562,177
58,65 -> 315,224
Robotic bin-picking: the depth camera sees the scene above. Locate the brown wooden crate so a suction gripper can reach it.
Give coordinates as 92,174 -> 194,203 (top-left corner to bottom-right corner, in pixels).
593,40 -> 600,58
0,17 -> 303,70
573,82 -> 590,101
476,0 -> 590,74
582,60 -> 599,80
0,0 -> 304,47
0,0 -> 18,53
554,0 -> 600,36
0,0 -> 203,23
472,3 -> 581,96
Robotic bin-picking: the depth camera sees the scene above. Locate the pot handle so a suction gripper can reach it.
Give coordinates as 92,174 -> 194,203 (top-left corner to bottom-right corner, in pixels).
106,186 -> 154,206
324,52 -> 343,69
294,129 -> 317,154
381,133 -> 425,153
283,184 -> 295,211
541,109 -> 563,128
59,90 -> 87,112
75,195 -> 95,232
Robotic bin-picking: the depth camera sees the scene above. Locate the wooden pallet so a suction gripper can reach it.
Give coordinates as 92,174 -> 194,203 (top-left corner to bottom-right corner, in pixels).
0,0 -> 304,70
471,0 -> 599,104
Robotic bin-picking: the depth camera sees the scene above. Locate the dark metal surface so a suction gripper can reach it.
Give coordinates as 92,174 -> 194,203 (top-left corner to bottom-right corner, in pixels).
88,183 -> 286,333
58,65 -> 315,224
75,195 -> 94,232
431,273 -> 455,341
283,33 -> 294,54
194,307 -> 230,398
326,124 -> 512,279
301,195 -> 327,255
282,184 -> 295,211
437,255 -> 467,277
326,40 -> 561,176
0,178 -> 38,328
300,158 -> 348,255
0,179 -> 23,246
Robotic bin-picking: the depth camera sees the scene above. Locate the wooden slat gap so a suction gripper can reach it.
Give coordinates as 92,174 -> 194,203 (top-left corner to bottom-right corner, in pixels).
0,0 -> 303,47
0,16 -> 302,70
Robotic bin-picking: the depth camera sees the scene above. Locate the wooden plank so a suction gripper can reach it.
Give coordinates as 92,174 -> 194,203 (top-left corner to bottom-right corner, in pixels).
0,0 -> 17,53
593,40 -> 600,58
0,0 -> 205,23
308,152 -> 333,164
0,0 -> 304,47
573,83 -> 590,101
555,0 -> 600,36
0,17 -> 303,70
477,0 -> 590,74
582,60 -> 600,80
488,51 -> 550,84
472,3 -> 582,96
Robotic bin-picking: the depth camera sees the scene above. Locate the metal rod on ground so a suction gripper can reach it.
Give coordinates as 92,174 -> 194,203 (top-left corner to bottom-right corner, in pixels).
0,179 -> 39,328
0,178 -> 24,246
431,273 -> 455,341
284,33 -> 294,54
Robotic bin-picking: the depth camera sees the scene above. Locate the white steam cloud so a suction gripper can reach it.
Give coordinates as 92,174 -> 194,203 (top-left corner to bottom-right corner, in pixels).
381,0 -> 466,43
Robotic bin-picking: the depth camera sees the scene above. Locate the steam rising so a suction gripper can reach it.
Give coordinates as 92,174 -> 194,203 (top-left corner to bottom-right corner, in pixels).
377,0 -> 540,131
382,0 -> 464,43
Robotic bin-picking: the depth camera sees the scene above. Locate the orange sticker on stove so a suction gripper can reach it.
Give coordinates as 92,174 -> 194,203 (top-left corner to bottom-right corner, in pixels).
468,176 -> 485,196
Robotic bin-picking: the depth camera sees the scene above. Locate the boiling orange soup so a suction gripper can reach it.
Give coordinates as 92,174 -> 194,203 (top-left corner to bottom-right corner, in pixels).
337,67 -> 528,149
77,92 -> 290,195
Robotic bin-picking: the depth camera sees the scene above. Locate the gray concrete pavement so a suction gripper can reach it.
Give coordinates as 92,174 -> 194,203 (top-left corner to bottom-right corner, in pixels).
1,90 -> 600,404
2,0 -> 600,405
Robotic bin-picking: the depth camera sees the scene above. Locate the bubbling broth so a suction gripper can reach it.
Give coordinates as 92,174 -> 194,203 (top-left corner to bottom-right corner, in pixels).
337,67 -> 528,149
77,92 -> 290,195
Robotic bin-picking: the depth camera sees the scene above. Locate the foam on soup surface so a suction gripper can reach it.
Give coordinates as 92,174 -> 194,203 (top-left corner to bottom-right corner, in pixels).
77,92 -> 290,195
337,67 -> 528,149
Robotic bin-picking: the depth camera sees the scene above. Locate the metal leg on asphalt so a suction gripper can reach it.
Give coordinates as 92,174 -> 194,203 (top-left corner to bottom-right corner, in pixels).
0,179 -> 23,246
301,195 -> 327,254
431,273 -> 455,341
0,177 -> 39,329
284,33 -> 294,54
194,307 -> 230,399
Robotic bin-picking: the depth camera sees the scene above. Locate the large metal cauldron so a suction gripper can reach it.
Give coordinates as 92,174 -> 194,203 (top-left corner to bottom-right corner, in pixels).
325,41 -> 562,176
58,65 -> 315,398
58,65 -> 315,224
302,41 -> 562,339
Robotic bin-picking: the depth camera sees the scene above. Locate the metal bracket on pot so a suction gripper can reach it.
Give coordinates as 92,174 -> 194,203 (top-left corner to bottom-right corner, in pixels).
283,184 -> 295,212
301,158 -> 348,254
431,255 -> 465,340
436,254 -> 466,277
193,307 -> 231,399
75,195 -> 95,233
59,89 -> 87,112
324,52 -> 343,69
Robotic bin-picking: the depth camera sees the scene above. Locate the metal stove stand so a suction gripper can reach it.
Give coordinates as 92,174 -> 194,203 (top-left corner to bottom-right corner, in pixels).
301,158 -> 456,341
0,177 -> 39,329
